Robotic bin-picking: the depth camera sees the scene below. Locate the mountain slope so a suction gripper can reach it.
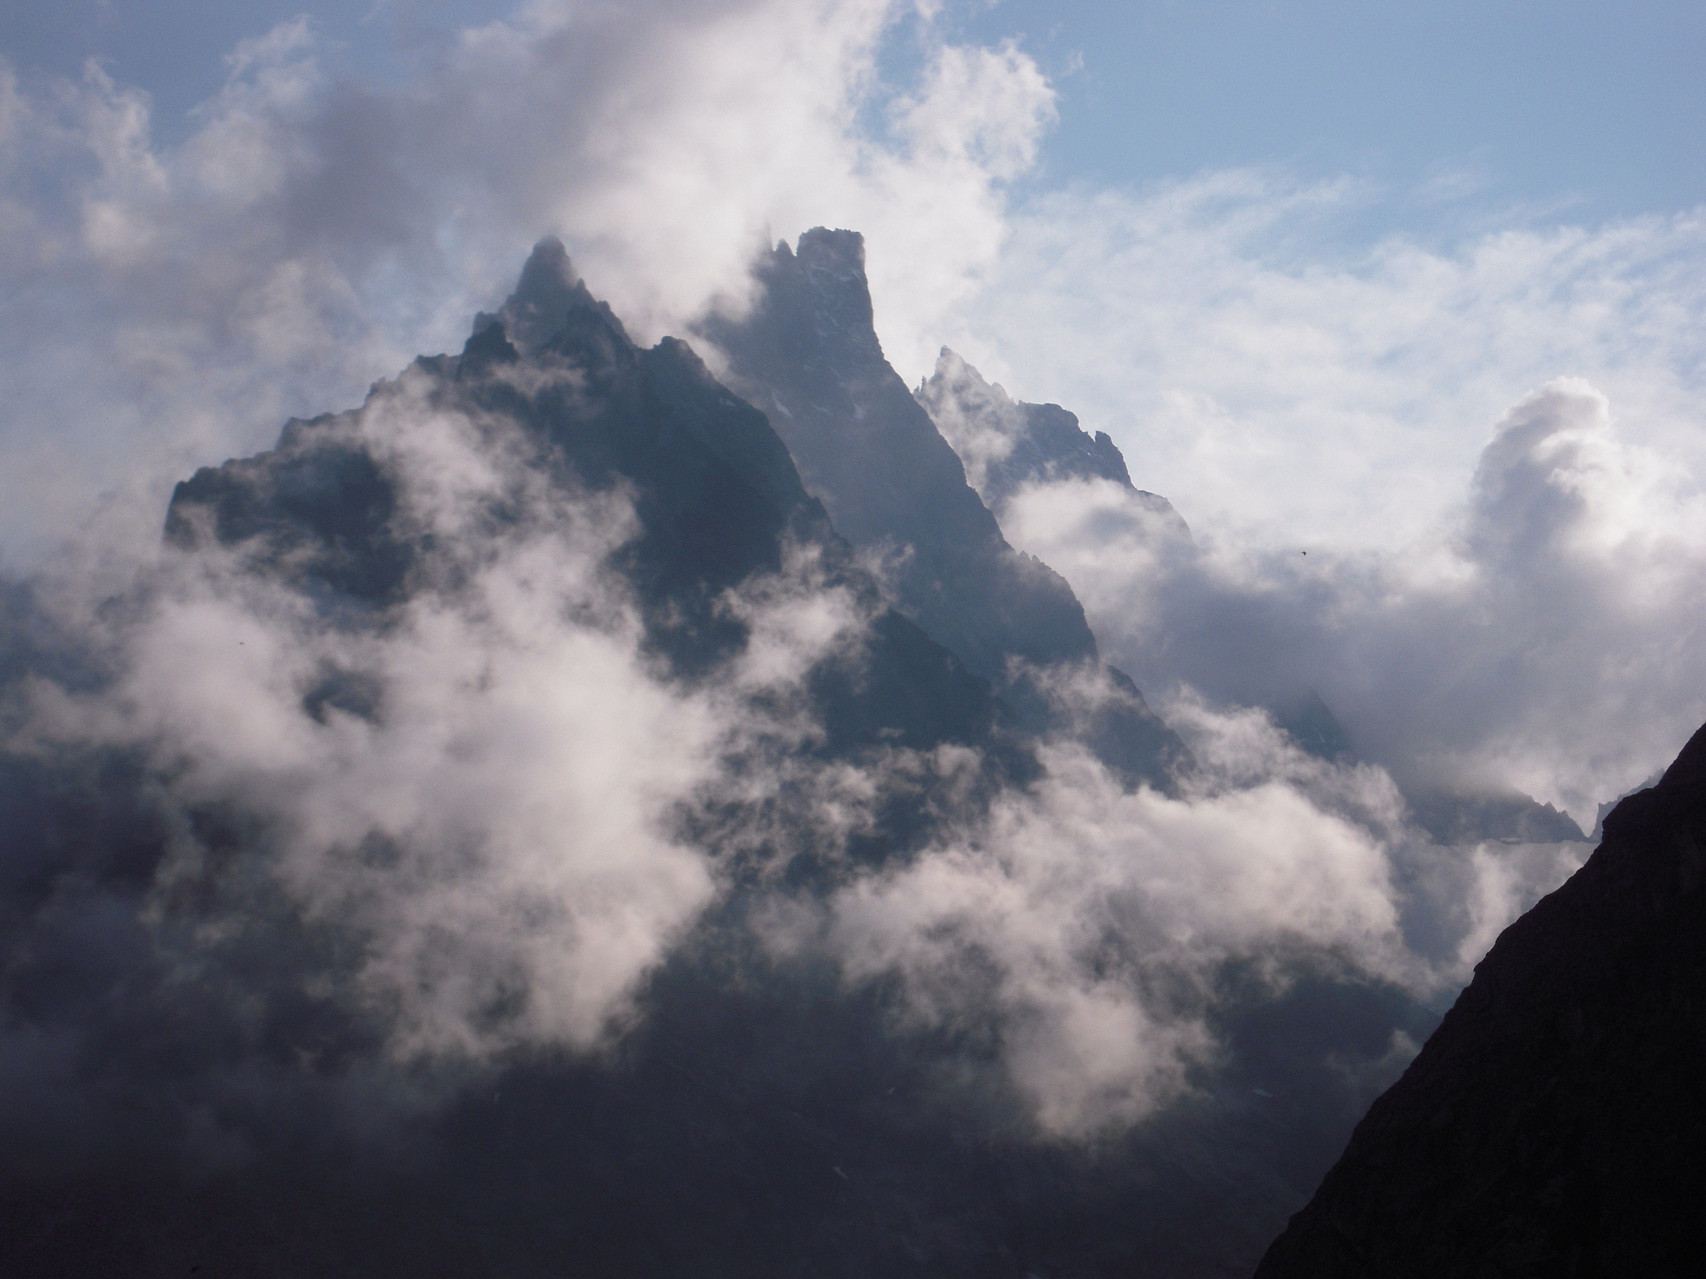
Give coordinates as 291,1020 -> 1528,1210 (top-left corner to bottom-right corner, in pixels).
1255,719 -> 1706,1277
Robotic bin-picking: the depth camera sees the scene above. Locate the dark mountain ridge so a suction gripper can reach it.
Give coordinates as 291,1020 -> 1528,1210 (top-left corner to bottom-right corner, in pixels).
1255,718 -> 1706,1277
0,236 -> 1459,1279
702,230 -> 1186,789
167,238 -> 1003,766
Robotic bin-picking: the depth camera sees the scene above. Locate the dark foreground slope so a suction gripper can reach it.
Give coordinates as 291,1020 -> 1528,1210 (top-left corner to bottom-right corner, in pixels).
1256,721 -> 1706,1278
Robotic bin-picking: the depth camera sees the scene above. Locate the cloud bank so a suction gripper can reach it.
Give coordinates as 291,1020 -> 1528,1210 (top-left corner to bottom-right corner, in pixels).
978,377 -> 1706,827
935,172 -> 1706,552
0,0 -> 1052,567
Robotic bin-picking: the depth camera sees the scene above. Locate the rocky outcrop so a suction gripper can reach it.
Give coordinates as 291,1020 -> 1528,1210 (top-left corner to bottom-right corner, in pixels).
916,348 -> 1186,533
703,231 -> 1186,786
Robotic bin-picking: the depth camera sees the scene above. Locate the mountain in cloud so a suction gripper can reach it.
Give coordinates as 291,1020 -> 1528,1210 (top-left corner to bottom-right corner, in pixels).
916,345 -> 1591,850
0,234 -> 1566,1279
166,237 -> 999,765
1255,717 -> 1706,1276
916,347 -> 1190,540
702,230 -> 1185,789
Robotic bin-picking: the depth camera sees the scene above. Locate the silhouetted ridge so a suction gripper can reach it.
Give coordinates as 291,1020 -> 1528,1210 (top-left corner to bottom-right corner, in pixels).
1254,719 -> 1706,1278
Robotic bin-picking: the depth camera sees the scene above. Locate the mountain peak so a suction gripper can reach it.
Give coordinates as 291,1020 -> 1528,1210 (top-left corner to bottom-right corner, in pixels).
794,226 -> 866,278
471,235 -> 629,357
917,348 -> 1150,513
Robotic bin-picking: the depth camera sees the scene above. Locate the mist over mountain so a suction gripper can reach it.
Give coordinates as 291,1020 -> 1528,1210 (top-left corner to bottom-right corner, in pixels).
916,344 -> 1612,847
700,229 -> 1184,790
2,2 -> 1704,1272
917,347 -> 1187,535
0,226 -> 1669,1279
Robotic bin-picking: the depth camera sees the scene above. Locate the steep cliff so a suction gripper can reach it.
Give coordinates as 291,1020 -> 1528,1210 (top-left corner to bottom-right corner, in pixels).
1255,720 -> 1706,1277
704,230 -> 1186,787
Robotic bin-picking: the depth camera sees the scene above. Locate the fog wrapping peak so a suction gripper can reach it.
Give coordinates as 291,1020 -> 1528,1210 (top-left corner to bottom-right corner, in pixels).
0,237 -> 1611,1276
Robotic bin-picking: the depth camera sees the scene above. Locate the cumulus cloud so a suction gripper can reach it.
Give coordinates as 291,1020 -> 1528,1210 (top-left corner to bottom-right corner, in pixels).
981,377 -> 1706,827
934,171 -> 1706,552
0,0 -> 1053,568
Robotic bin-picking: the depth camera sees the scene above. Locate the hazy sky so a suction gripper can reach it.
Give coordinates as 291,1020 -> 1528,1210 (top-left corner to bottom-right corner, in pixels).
3,0 -> 1702,564
7,2 -> 1703,218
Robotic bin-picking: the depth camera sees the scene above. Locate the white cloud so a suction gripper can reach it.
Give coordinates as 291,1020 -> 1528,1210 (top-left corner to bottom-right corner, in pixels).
982,379 -> 1706,825
14,369 -> 884,1061
0,0 -> 1053,570
776,689 -> 1582,1138
935,172 -> 1706,552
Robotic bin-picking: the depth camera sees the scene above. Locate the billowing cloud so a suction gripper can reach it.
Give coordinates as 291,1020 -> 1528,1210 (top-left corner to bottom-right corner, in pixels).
764,678 -> 1583,1137
0,0 -> 1053,568
11,367 -> 885,1063
933,172 -> 1706,552
981,378 -> 1706,826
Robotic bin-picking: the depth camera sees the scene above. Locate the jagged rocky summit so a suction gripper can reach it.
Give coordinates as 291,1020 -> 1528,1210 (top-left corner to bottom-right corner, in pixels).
702,229 -> 1186,787
168,237 -> 1000,765
1255,719 -> 1706,1277
0,234 -> 1436,1279
916,347 -> 1188,536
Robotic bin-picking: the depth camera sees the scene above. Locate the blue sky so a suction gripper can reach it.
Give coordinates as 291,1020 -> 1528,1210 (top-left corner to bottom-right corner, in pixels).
965,0 -> 1706,221
7,1 -> 1702,221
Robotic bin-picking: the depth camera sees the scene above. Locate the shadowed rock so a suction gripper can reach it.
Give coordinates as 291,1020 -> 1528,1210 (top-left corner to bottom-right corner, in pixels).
1255,719 -> 1706,1278
704,230 -> 1186,787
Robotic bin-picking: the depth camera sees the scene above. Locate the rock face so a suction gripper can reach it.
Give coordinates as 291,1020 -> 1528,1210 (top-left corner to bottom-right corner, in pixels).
916,348 -> 1187,537
167,238 -> 1000,760
704,232 -> 1093,682
1255,719 -> 1706,1278
704,230 -> 1185,786
0,237 -> 1434,1279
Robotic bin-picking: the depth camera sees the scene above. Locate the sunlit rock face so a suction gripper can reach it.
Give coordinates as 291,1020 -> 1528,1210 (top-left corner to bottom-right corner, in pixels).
703,229 -> 1186,788
1256,719 -> 1706,1278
